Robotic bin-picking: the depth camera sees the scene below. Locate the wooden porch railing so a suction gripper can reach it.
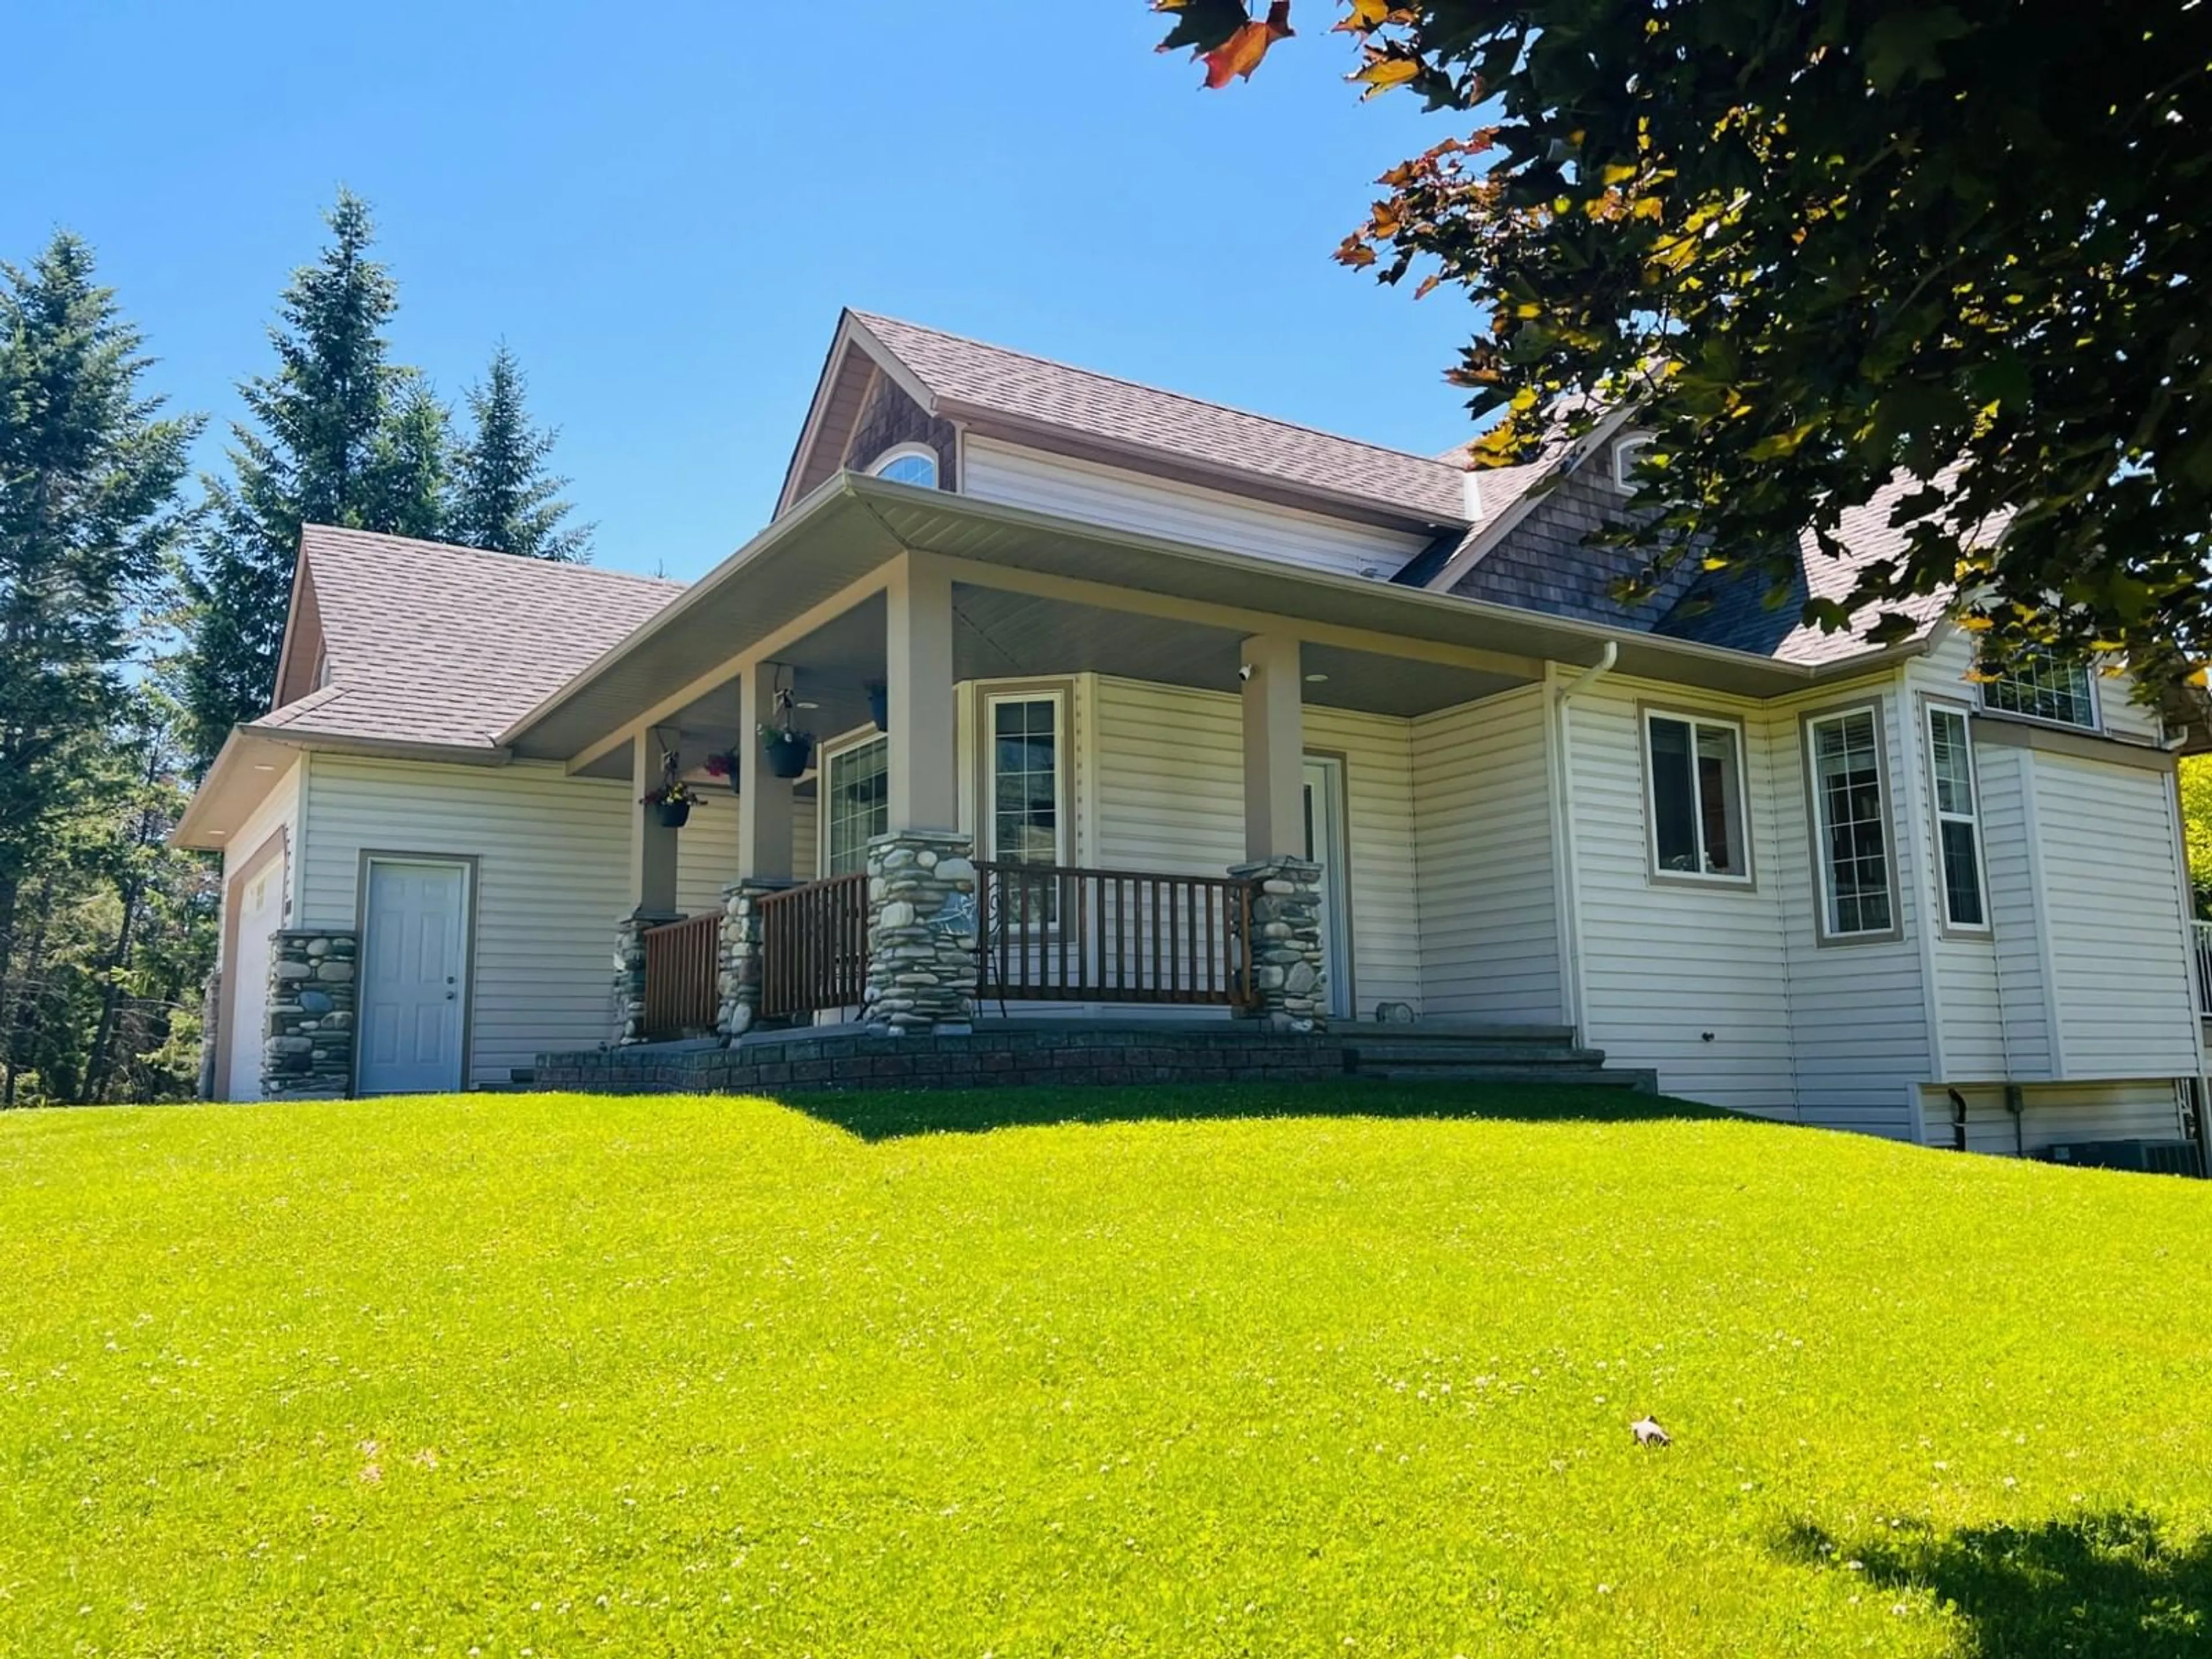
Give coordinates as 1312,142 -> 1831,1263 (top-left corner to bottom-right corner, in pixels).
977,859 -> 1256,1007
758,871 -> 869,1018
641,912 -> 720,1038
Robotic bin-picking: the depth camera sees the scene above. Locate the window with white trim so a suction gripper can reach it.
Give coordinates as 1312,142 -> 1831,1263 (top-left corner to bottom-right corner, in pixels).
987,692 -> 1064,924
1643,710 -> 1749,880
868,444 -> 940,488
1980,651 -> 2097,729
1925,704 -> 1987,931
1806,707 -> 1894,938
821,734 -> 888,877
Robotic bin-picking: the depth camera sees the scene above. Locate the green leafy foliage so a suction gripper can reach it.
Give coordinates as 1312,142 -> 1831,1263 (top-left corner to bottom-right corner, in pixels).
2179,756 -> 2212,916
1162,2 -> 2212,690
4,1086 -> 2210,1652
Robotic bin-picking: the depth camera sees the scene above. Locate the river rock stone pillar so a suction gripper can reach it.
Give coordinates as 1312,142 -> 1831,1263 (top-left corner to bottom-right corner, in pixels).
262,927 -> 359,1099
612,911 -> 679,1046
861,830 -> 979,1036
718,877 -> 799,1039
1229,855 -> 1327,1033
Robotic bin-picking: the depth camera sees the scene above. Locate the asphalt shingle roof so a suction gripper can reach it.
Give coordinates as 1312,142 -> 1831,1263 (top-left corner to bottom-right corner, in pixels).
852,312 -> 1471,524
249,525 -> 683,751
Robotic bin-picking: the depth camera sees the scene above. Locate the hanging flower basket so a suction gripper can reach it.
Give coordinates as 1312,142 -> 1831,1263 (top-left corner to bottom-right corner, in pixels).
642,777 -> 698,829
866,680 -> 889,733
761,726 -> 815,779
704,750 -> 741,794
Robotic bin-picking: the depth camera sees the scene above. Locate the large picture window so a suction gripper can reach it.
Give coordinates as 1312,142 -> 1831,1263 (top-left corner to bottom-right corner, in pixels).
1806,707 -> 1895,939
1925,705 -> 1988,932
1643,710 -> 1749,881
1980,651 -> 2097,729
821,734 -> 888,877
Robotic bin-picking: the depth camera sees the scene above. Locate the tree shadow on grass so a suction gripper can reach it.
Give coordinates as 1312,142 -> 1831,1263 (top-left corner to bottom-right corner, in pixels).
1778,1512 -> 2212,1656
777,1080 -> 1734,1143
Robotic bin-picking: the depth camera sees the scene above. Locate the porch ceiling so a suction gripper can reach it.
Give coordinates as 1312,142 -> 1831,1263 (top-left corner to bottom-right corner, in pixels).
506,474 -> 1832,765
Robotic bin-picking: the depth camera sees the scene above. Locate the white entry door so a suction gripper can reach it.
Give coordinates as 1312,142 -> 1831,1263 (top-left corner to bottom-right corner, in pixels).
226,862 -> 284,1101
358,858 -> 470,1094
1301,757 -> 1353,1020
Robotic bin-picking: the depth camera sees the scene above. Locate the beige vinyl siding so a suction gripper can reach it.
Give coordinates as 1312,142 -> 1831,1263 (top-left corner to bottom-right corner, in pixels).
299,755 -> 635,1086
1974,743 -> 2054,1077
1560,676 -> 1796,1115
673,786 -> 817,918
1089,676 -> 1423,1013
961,435 -> 1431,581
1409,685 -> 1560,1024
218,757 -> 304,965
1931,1080 -> 2190,1157
2032,751 -> 2201,1077
1768,679 -> 1930,1139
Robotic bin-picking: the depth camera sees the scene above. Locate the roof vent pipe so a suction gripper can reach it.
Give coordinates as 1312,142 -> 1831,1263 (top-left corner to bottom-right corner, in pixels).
1461,468 -> 1483,520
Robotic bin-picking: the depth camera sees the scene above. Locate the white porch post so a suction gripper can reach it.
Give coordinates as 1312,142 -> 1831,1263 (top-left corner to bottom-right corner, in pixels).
736,657 -> 795,881
615,728 -> 681,1044
1234,631 -> 1327,1031
863,552 -> 977,1035
1240,632 -> 1306,861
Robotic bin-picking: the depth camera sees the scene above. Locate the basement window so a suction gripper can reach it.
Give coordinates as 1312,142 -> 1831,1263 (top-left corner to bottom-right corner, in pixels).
1643,709 -> 1750,882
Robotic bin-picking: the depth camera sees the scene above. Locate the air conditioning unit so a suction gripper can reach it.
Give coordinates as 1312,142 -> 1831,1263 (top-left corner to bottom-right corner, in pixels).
2039,1139 -> 2205,1178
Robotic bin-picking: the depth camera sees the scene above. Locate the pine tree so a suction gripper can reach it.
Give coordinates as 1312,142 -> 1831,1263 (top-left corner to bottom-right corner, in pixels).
448,344 -> 590,561
363,373 -> 452,541
0,233 -> 196,1101
180,190 -> 402,770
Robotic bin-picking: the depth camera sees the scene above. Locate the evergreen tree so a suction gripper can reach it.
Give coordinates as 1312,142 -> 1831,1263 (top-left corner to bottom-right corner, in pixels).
448,344 -> 590,561
180,190 -> 402,770
0,240 -> 195,1084
0,233 -> 196,1101
363,373 -> 452,541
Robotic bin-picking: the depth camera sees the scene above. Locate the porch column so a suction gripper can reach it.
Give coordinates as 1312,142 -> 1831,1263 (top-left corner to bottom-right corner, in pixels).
615,729 -> 682,1045
736,658 -> 794,881
1240,632 -> 1306,861
1233,632 -> 1326,1032
863,553 -> 978,1036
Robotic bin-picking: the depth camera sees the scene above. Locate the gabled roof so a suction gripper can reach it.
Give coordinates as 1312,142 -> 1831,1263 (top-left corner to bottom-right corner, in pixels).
781,310 -> 1472,525
247,525 -> 684,753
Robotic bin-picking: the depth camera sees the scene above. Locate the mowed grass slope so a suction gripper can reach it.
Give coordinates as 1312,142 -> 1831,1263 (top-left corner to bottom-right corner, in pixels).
3,1086 -> 2210,1657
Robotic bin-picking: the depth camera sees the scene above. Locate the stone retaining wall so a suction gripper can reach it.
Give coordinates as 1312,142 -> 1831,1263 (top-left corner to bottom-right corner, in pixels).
262,929 -> 358,1100
536,1025 -> 1345,1095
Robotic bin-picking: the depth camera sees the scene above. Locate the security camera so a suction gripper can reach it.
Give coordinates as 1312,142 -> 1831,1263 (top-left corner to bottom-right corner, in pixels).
1238,663 -> 1253,681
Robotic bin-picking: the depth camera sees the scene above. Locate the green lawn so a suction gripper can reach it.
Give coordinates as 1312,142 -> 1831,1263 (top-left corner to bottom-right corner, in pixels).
3,1085 -> 2210,1657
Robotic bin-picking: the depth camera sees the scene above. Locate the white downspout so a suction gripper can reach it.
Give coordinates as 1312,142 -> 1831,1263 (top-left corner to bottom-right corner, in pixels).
1550,641 -> 1619,1039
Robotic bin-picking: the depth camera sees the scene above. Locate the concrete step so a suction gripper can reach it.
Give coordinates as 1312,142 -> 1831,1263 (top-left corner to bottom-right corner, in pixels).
1345,1042 -> 1607,1069
1355,1023 -> 1578,1045
1360,1064 -> 1658,1091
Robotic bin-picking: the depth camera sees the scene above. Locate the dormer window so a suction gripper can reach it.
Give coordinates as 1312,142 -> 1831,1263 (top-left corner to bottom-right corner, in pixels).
1608,433 -> 1653,494
869,444 -> 940,489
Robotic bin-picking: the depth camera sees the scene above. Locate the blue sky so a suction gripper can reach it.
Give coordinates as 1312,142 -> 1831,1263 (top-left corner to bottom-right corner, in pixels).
3,2 -> 1484,581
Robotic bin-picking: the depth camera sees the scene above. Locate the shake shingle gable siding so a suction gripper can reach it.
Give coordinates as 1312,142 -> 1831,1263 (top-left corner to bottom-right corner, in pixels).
1445,465 -> 1699,631
842,369 -> 959,488
850,313 -> 1468,524
252,526 -> 683,752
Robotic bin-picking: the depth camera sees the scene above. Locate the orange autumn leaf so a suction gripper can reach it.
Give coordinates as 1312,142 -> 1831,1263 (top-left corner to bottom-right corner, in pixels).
1351,51 -> 1421,96
1202,1 -> 1294,88
1335,0 -> 1414,30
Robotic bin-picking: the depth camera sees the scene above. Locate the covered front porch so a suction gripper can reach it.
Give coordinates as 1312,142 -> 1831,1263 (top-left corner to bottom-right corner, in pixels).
497,475 -> 1790,1048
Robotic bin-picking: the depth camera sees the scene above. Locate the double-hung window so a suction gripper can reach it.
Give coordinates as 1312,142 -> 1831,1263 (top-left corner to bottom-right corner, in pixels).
821,734 -> 888,877
1925,704 -> 1987,931
1643,710 -> 1749,881
1980,650 -> 2097,729
1805,706 -> 1896,939
986,692 -> 1065,923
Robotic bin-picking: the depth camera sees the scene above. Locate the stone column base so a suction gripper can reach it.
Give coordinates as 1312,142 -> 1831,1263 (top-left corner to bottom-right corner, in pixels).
718,877 -> 805,1039
612,910 -> 681,1046
1229,855 -> 1327,1033
862,831 -> 979,1036
263,929 -> 359,1098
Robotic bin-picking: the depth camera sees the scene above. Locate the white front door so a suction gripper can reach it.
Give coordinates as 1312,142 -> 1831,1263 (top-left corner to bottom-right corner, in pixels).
358,858 -> 470,1094
1302,757 -> 1353,1020
226,863 -> 283,1101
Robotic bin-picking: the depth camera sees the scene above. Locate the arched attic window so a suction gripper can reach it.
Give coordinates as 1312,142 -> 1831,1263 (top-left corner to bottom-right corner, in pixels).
868,442 -> 940,488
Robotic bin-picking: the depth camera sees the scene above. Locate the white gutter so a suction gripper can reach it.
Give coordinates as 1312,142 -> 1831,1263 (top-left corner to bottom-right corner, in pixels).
1549,641 -> 1619,1037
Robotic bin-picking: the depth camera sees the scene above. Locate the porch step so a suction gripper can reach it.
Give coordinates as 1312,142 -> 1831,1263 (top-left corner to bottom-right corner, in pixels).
1343,1041 -> 1608,1069
1358,1064 -> 1657,1091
